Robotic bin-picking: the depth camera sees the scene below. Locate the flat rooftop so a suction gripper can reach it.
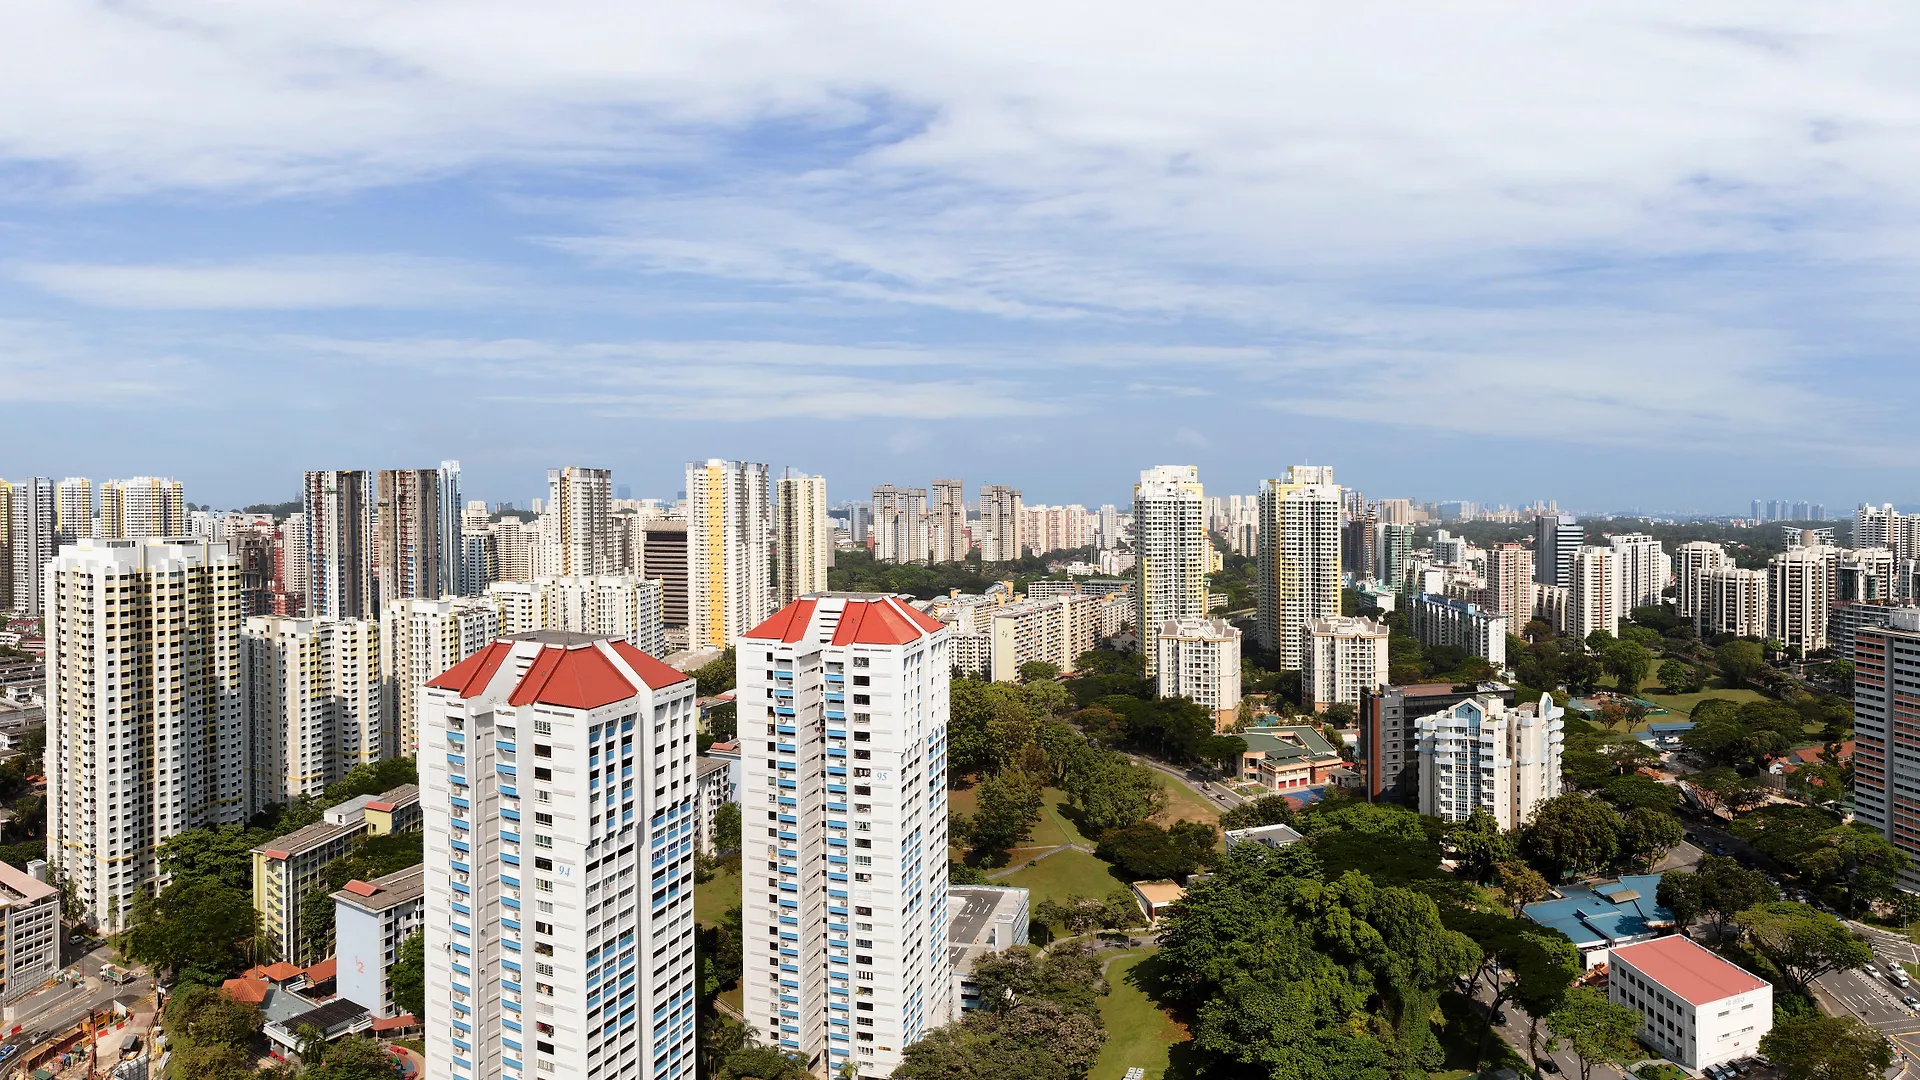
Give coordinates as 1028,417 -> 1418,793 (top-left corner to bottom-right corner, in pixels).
334,864 -> 425,913
1612,934 -> 1768,1006
1523,874 -> 1674,949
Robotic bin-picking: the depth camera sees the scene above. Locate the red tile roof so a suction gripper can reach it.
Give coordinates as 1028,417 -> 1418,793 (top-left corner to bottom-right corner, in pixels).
343,879 -> 381,897
609,640 -> 694,690
363,801 -> 395,813
743,599 -> 817,642
262,961 -> 302,982
1611,934 -> 1768,1006
304,958 -> 337,983
222,975 -> 269,1004
832,598 -> 932,646
369,1013 -> 418,1032
262,848 -> 290,861
426,641 -> 513,697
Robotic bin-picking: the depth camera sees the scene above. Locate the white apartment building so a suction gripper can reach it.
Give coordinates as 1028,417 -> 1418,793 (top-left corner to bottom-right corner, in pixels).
420,631 -> 700,1080
1607,533 -> 1671,615
54,478 -> 93,540
987,594 -> 1100,683
694,756 -> 734,856
1134,466 -> 1208,677
244,615 -> 383,807
539,466 -> 614,577
305,470 -> 375,620
1406,595 -> 1507,667
487,576 -> 666,660
9,478 -> 54,616
738,594 -> 954,1079
1674,542 -> 1728,620
1414,693 -> 1563,829
99,476 -> 186,541
1302,616 -> 1390,712
1700,567 -> 1768,639
871,486 -> 929,565
1155,617 -> 1242,732
1768,546 -> 1835,654
1609,935 -> 1771,1071
282,512 -> 310,598
777,474 -> 831,605
928,480 -> 967,564
1567,546 -> 1619,639
438,461 -> 464,598
492,516 -> 536,584
687,459 -> 773,650
46,537 -> 249,929
334,863 -> 426,1019
1256,466 -> 1343,671
383,597 -> 502,758
978,485 -> 1023,563
0,862 -> 59,1004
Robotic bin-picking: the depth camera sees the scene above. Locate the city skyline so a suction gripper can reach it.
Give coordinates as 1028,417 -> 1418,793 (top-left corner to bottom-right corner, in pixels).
7,7 -> 1920,506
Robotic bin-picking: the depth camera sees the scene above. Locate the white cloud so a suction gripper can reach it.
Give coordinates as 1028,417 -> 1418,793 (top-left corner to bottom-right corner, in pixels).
0,319 -> 201,402
10,256 -> 512,309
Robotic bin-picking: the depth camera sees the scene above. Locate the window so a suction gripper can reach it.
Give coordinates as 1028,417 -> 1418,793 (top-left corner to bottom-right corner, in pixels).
853,657 -> 869,668
533,720 -> 553,735
535,835 -> 554,848
534,744 -> 552,758
535,812 -> 553,826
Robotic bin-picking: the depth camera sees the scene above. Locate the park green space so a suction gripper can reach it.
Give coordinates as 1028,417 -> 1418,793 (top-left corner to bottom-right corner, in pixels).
1000,849 -> 1129,920
1090,949 -> 1187,1080
696,862 -> 741,929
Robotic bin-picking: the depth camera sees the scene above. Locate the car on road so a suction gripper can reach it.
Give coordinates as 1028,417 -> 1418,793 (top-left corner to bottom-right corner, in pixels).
0,1045 -> 18,1064
1713,844 -> 1727,855
1536,1056 -> 1558,1073
1903,995 -> 1917,1009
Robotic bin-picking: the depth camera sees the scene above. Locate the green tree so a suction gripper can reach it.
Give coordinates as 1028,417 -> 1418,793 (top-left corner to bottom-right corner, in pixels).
1545,986 -> 1642,1080
1450,807 -> 1515,883
389,930 -> 425,1017
1657,658 -> 1690,693
1495,859 -> 1550,914
893,945 -> 1108,1080
969,771 -> 1043,864
1760,1012 -> 1893,1080
692,647 -> 736,694
1521,794 -> 1621,879
1018,660 -> 1062,683
1095,820 -> 1217,880
1617,806 -> 1684,871
714,801 -> 742,854
1059,752 -> 1163,834
1218,794 -> 1295,832
157,825 -> 272,893
303,1036 -> 398,1080
124,876 -> 259,981
1603,641 -> 1652,692
1736,901 -> 1874,996
1716,639 -> 1767,686
1601,774 -> 1678,813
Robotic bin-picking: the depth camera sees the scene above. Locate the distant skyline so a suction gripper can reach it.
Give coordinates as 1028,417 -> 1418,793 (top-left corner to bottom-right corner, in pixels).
5,5 -> 1920,509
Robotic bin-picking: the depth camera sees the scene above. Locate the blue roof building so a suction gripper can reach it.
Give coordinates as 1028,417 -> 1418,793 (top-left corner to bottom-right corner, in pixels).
1522,874 -> 1676,967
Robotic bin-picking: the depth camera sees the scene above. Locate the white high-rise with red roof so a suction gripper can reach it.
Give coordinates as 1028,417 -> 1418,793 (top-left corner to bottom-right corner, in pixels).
418,630 -> 700,1080
737,593 -> 953,1078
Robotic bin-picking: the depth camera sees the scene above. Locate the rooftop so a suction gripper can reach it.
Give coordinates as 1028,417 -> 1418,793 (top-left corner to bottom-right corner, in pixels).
947,885 -> 1029,974
0,860 -> 56,904
1133,880 -> 1186,906
1611,934 -> 1769,1006
696,756 -> 730,779
1239,724 -> 1341,761
333,864 -> 425,913
743,594 -> 945,647
1523,874 -> 1674,950
427,635 -> 690,708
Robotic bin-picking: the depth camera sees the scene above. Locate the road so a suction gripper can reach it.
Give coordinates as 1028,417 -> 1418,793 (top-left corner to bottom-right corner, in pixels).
1126,754 -> 1247,812
0,941 -> 153,1073
1466,971 -> 1621,1079
1811,922 -> 1920,1078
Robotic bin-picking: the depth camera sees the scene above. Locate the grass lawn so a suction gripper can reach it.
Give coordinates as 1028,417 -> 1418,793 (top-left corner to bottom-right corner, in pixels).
1627,671 -> 1766,721
952,784 -> 1085,863
1000,849 -> 1129,918
696,862 -> 741,928
1149,771 -> 1221,830
1092,949 -> 1188,1080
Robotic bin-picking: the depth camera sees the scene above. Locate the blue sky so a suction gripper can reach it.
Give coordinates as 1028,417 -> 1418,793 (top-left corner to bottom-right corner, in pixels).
3,1 -> 1918,513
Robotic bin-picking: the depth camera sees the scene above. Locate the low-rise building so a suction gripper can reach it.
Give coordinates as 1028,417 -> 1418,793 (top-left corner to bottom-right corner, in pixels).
1131,880 -> 1185,923
988,594 -> 1100,681
1155,617 -> 1242,732
252,785 -> 422,966
1236,726 -> 1344,793
948,886 -> 1030,1014
1522,875 -> 1674,968
0,861 -> 58,1004
1406,595 -> 1506,667
1609,934 -> 1771,1071
1223,823 -> 1305,851
332,864 -> 425,1020
694,755 -> 734,855
1302,616 -> 1389,711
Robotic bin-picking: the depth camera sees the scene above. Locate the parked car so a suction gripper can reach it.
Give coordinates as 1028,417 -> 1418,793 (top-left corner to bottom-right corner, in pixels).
0,1046 -> 19,1064
1536,1057 -> 1559,1073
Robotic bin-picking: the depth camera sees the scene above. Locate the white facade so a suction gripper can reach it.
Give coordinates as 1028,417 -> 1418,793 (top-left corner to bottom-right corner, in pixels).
987,595 -> 1099,683
1700,567 -> 1768,639
539,466 -> 613,577
9,478 -> 54,616
1609,935 -> 1771,1071
244,615 -> 383,807
486,576 -> 666,659
1533,514 -> 1582,587
1415,693 -> 1563,829
1769,546 -> 1835,653
383,597 -> 502,758
305,470 -> 374,621
46,537 -> 249,929
0,862 -> 59,1004
1302,616 -> 1389,711
1155,617 -> 1242,730
777,474 -> 831,605
978,485 -> 1023,563
871,485 -> 929,565
1567,546 -> 1619,639
54,478 -> 93,539
1674,542 -> 1728,619
1607,533 -> 1670,615
738,594 -> 953,1079
1406,594 -> 1507,667
99,476 -> 186,541
1134,466 -> 1208,677
1255,466 -> 1343,671
420,631 -> 700,1080
334,863 -> 426,1019
686,459 -> 773,650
